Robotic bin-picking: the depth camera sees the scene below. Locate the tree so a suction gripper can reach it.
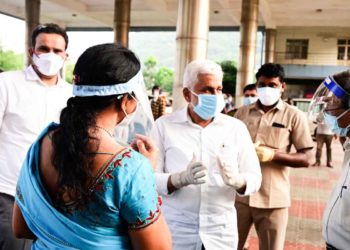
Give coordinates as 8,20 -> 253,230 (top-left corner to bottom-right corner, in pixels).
143,56 -> 158,89
220,60 -> 237,96
65,63 -> 75,83
0,48 -> 24,71
143,56 -> 174,94
154,67 -> 174,94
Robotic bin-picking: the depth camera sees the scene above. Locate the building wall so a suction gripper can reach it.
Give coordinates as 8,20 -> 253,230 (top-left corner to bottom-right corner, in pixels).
275,27 -> 350,66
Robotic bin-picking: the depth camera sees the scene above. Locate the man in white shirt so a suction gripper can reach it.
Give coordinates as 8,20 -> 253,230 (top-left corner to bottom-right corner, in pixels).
309,70 -> 350,250
0,23 -> 72,250
151,59 -> 262,250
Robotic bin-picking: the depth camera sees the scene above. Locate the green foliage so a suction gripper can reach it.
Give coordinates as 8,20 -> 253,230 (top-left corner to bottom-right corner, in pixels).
154,67 -> 174,94
0,48 -> 24,71
144,55 -> 158,69
143,56 -> 158,89
143,56 -> 174,93
65,63 -> 75,83
219,60 -> 237,95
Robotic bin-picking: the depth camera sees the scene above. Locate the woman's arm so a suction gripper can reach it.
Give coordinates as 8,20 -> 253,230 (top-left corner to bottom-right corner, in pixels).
12,202 -> 36,239
128,214 -> 172,250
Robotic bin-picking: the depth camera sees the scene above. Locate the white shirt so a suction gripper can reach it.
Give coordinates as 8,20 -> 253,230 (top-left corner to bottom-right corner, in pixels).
151,107 -> 261,250
0,66 -> 72,196
322,139 -> 350,248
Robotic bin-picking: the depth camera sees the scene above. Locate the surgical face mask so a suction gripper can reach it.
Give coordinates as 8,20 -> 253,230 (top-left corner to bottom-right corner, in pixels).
190,90 -> 225,120
32,52 -> 65,76
243,96 -> 258,106
257,87 -> 281,106
118,95 -> 139,127
323,110 -> 350,137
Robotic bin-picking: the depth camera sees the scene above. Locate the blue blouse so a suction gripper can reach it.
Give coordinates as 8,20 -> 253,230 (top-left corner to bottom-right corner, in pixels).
16,123 -> 161,249
64,148 -> 162,237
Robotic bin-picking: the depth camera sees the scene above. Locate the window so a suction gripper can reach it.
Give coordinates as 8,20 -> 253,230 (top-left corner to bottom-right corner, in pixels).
285,39 -> 308,59
337,39 -> 350,60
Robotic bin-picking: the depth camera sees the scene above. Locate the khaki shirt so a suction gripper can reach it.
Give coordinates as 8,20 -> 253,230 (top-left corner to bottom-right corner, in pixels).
234,99 -> 313,208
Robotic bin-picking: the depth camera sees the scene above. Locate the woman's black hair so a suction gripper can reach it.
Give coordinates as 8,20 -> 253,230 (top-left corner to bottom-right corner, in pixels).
51,43 -> 140,208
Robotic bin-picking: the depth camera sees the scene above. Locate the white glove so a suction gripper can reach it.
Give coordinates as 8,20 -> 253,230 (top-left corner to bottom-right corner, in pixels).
217,157 -> 246,190
170,154 -> 207,189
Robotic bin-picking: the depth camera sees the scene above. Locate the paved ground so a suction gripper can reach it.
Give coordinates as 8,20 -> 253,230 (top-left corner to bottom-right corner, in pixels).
245,138 -> 344,250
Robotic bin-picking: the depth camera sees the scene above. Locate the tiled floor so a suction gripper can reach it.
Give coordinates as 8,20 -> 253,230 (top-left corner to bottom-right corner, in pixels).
245,138 -> 344,250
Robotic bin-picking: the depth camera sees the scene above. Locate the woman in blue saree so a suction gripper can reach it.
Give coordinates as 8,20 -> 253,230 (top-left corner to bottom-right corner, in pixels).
12,43 -> 172,249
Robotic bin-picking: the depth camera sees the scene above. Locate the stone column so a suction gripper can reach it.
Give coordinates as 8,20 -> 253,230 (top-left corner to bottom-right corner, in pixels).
172,0 -> 210,110
25,0 -> 40,66
235,0 -> 259,107
114,0 -> 131,48
265,28 -> 276,63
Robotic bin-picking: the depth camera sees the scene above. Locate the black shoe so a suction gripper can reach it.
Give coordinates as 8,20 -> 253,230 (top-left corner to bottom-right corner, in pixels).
327,163 -> 333,168
312,162 -> 320,167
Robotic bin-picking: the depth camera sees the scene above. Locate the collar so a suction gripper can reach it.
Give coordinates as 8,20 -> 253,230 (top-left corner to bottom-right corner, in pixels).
25,65 -> 65,87
169,105 -> 190,123
169,104 -> 224,126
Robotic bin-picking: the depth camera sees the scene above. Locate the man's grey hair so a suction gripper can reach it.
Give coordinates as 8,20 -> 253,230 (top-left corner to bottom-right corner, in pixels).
183,59 -> 223,89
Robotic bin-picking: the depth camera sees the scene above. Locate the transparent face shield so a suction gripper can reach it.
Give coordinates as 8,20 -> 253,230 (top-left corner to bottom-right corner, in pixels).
73,70 -> 154,145
308,75 -> 350,122
113,77 -> 154,145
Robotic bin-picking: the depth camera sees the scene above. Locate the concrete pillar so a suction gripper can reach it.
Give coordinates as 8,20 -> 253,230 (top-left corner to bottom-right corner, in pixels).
172,0 -> 210,110
235,0 -> 259,106
114,0 -> 131,48
265,28 -> 276,63
25,0 -> 40,66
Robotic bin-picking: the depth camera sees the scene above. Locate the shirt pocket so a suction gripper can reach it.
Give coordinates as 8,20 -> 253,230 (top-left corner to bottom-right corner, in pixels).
263,126 -> 290,149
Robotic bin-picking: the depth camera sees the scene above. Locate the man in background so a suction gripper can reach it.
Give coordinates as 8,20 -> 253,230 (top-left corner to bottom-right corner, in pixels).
242,83 -> 258,106
150,85 -> 167,120
313,112 -> 336,168
234,63 -> 313,250
0,23 -> 72,250
227,83 -> 258,117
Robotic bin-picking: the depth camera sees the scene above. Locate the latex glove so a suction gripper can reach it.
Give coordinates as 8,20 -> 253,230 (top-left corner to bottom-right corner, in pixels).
131,134 -> 158,169
217,157 -> 246,190
170,154 -> 207,189
254,141 -> 275,162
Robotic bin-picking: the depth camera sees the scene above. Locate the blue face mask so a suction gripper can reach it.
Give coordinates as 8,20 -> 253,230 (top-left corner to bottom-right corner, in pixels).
190,90 -> 225,120
323,110 -> 350,137
243,96 -> 258,106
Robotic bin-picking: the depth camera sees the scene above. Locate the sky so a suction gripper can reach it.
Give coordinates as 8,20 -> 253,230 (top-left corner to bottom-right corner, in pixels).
0,14 -> 114,65
0,13 -> 264,68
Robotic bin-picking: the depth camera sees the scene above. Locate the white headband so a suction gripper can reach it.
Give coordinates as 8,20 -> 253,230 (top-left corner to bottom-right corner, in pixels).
73,70 -> 143,97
